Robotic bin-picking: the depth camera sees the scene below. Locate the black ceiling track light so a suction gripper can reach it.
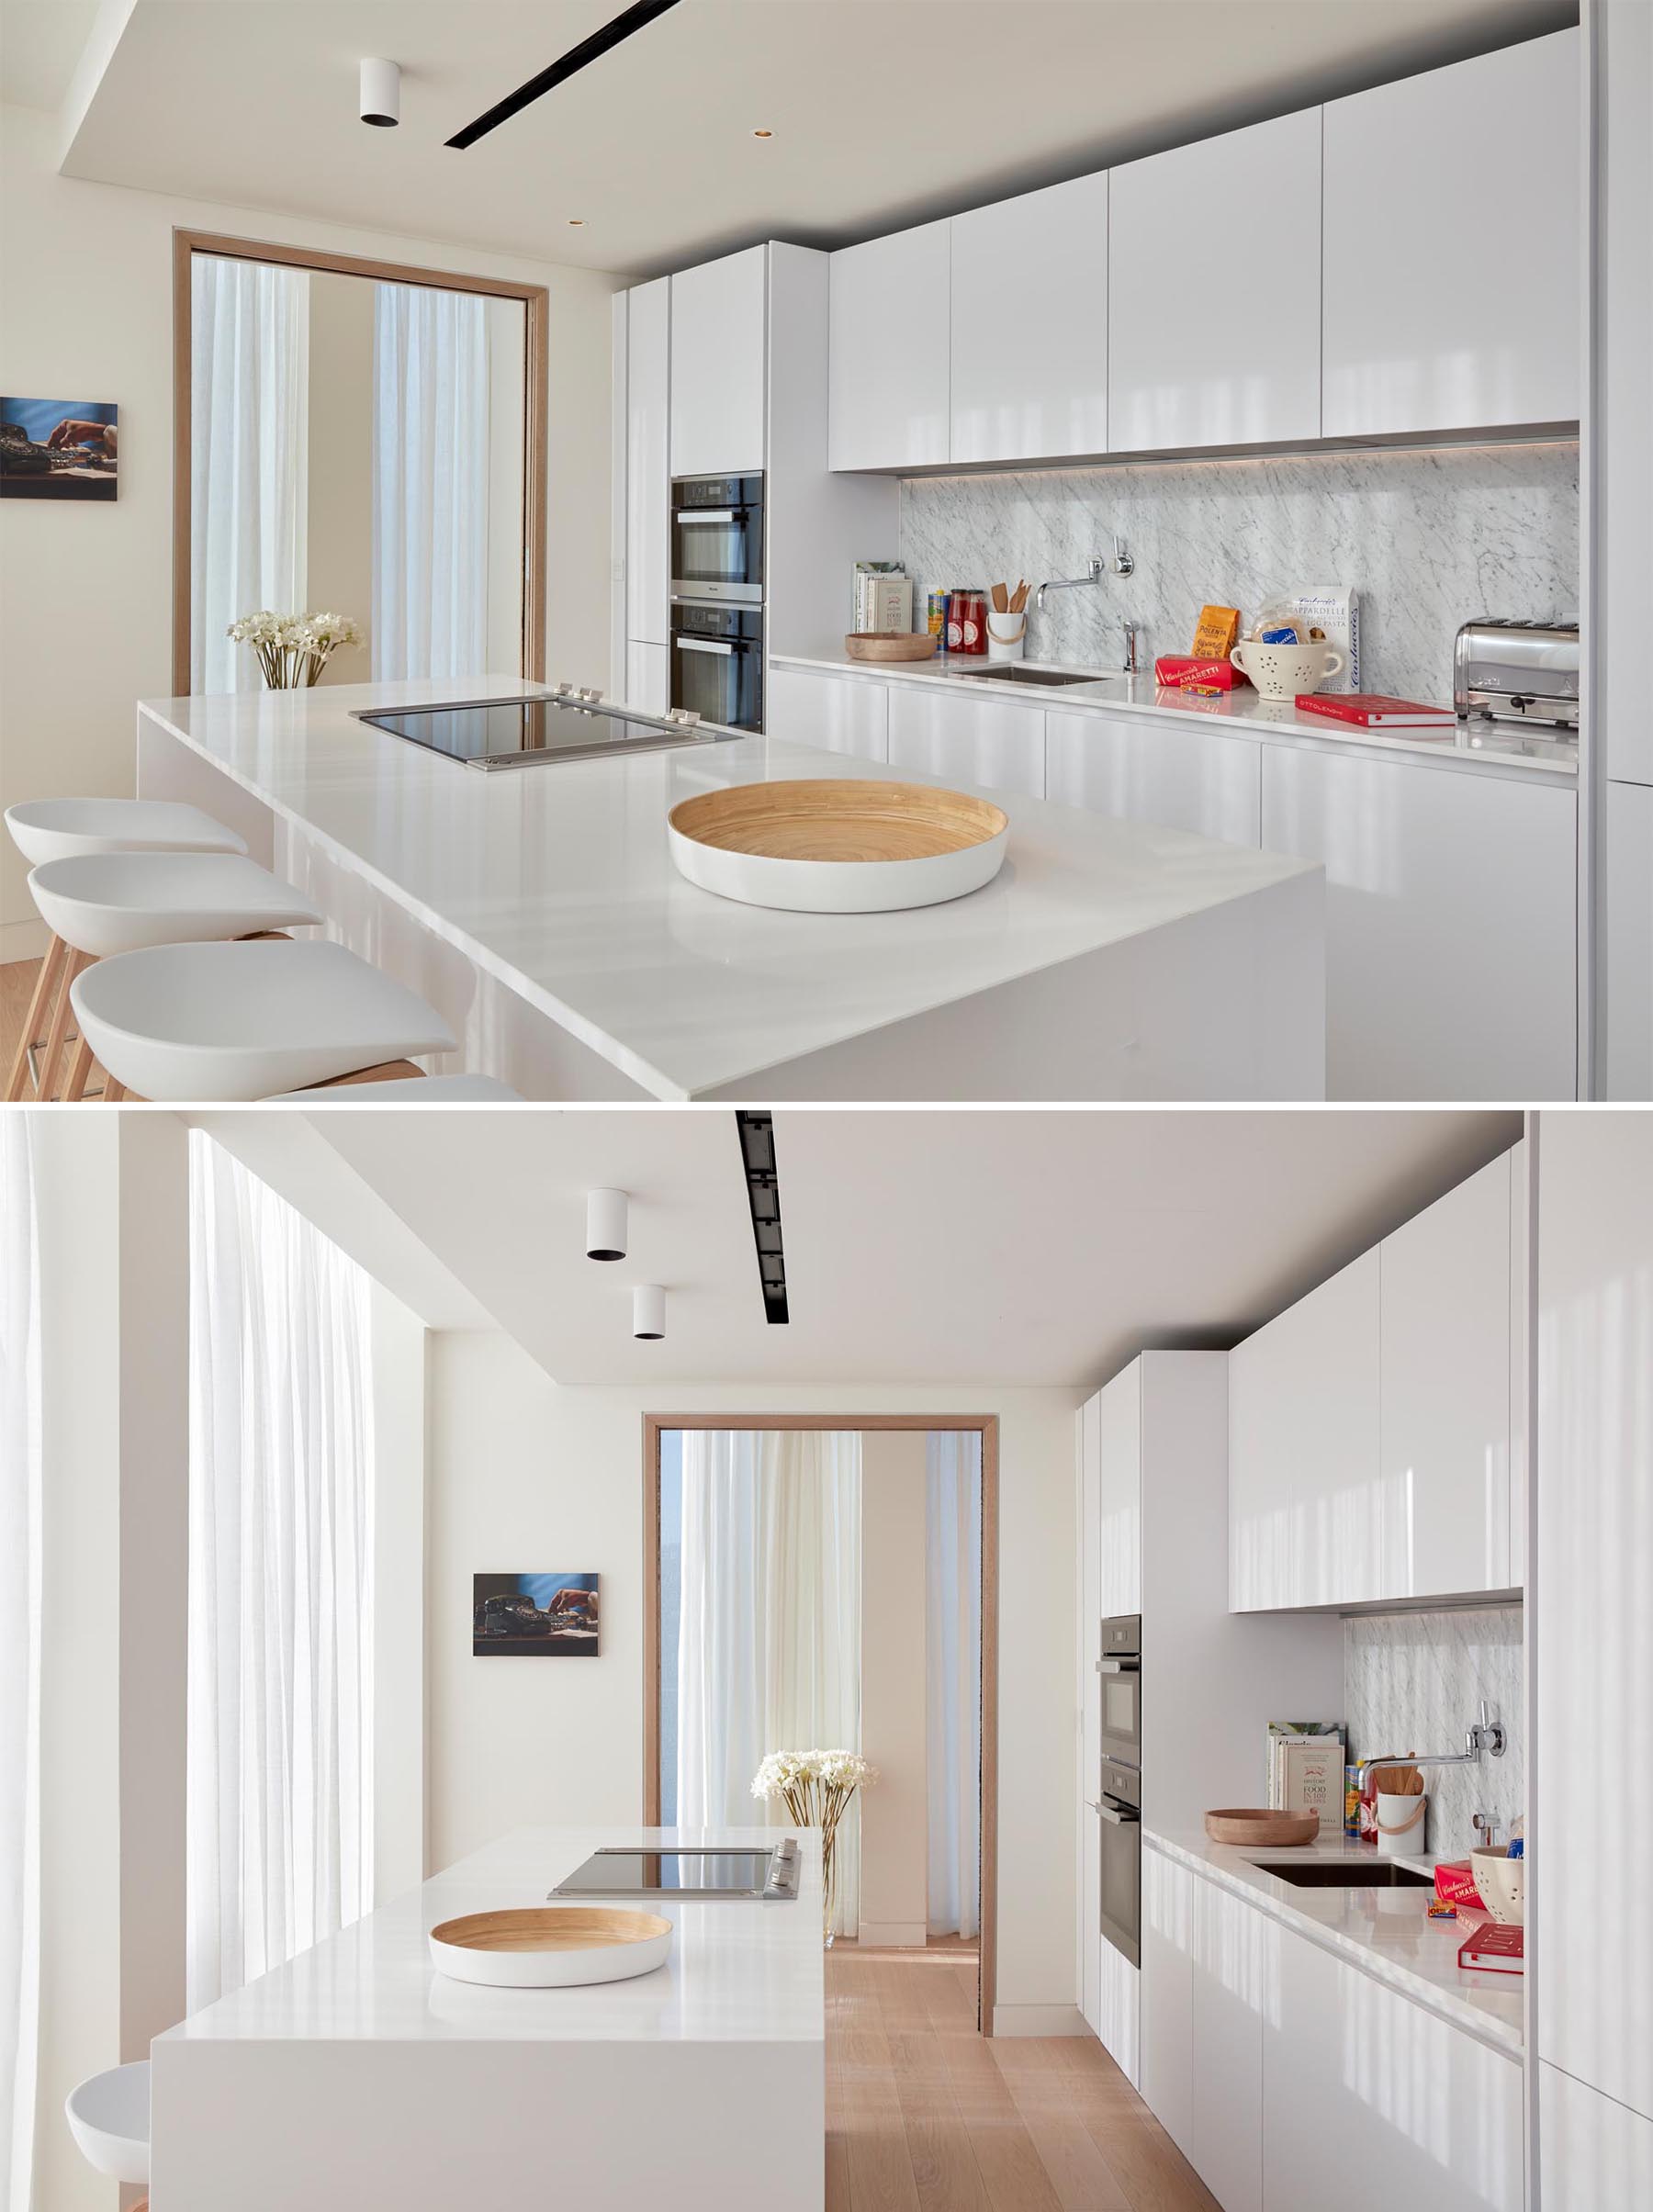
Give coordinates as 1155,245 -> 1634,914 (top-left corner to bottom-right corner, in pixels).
735,1111 -> 789,1325
446,0 -> 683,150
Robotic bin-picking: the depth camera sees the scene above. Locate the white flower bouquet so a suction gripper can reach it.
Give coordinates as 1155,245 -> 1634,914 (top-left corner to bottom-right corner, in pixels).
751,1748 -> 878,1944
229,609 -> 363,690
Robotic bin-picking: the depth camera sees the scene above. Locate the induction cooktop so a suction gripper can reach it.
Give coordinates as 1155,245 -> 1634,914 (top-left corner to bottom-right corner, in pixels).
548,1842 -> 800,1902
354,693 -> 740,771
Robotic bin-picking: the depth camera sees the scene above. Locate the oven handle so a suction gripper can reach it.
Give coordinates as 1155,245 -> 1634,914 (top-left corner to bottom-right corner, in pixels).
675,637 -> 736,657
1098,1801 -> 1140,1825
676,509 -> 738,524
1096,1657 -> 1140,1674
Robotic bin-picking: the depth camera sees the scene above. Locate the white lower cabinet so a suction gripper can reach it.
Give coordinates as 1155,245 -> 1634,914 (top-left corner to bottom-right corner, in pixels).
1259,745 -> 1577,1101
1263,1923 -> 1523,2212
1190,1882 -> 1266,2212
1141,1849 -> 1196,2159
1079,1800 -> 1101,2038
1045,709 -> 1262,847
886,685 -> 1046,798
624,639 -> 669,716
1539,2060 -> 1653,2210
766,667 -> 888,761
1096,1936 -> 1140,2089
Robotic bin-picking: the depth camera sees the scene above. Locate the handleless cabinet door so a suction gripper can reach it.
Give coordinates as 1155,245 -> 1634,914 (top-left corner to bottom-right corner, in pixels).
1079,1800 -> 1101,2038
766,668 -> 888,763
1096,1360 -> 1141,1619
1190,1880 -> 1269,2212
1379,1149 -> 1514,1598
950,172 -> 1108,464
624,640 -> 668,717
669,245 -> 766,478
885,685 -> 1045,799
1045,709 -> 1262,846
1080,1394 -> 1101,1774
624,278 -> 670,646
1322,29 -> 1580,437
1140,1849 -> 1195,2156
1109,108 -> 1321,452
1540,2061 -> 1653,2209
828,222 -> 950,471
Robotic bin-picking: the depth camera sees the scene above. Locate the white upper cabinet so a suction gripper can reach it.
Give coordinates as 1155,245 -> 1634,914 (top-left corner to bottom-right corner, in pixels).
1096,1362 -> 1142,1619
624,277 -> 670,647
950,172 -> 1109,464
828,220 -> 950,471
669,245 -> 766,477
1379,1149 -> 1515,1599
1109,109 -> 1321,453
1322,30 -> 1580,437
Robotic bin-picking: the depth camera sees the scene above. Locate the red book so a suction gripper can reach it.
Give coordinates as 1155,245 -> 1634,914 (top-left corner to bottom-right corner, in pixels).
1295,692 -> 1455,728
1458,1923 -> 1524,1975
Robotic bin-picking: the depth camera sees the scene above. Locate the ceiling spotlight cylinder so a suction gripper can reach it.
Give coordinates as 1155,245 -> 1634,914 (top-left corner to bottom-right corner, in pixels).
360,57 -> 401,127
633,1285 -> 666,1341
585,1188 -> 627,1263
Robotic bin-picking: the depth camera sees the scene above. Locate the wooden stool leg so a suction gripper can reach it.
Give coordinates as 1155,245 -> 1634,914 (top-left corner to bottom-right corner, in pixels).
5,933 -> 69,1100
103,1075 -> 127,1104
62,1036 -> 96,1102
35,946 -> 92,1102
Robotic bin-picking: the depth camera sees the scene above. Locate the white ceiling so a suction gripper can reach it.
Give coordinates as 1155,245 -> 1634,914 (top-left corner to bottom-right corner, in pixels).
9,0 -> 1572,275
219,1106 -> 1523,1387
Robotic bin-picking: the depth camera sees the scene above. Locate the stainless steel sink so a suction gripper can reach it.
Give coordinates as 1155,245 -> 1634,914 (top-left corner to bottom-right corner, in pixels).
950,663 -> 1126,688
1253,1860 -> 1433,1889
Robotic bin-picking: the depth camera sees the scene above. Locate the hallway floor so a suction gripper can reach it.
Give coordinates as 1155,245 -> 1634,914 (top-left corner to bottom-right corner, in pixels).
826,1950 -> 1218,2212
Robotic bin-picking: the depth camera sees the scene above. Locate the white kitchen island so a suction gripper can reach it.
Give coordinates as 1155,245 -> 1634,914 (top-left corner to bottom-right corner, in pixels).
149,1826 -> 825,2211
135,676 -> 1325,1100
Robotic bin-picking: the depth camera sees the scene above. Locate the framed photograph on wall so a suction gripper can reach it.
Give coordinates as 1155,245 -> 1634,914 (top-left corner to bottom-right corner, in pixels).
1,398 -> 118,500
472,1573 -> 600,1656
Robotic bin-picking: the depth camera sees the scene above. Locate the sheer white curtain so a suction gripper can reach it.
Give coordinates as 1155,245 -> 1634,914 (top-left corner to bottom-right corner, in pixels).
372,283 -> 489,680
677,1431 -> 862,1934
0,1119 -> 40,2212
186,1133 -> 375,2011
927,1432 -> 982,1938
191,253 -> 309,692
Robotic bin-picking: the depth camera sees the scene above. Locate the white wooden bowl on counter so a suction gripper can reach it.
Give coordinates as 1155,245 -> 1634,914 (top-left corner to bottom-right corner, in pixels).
667,780 -> 1010,915
427,1905 -> 674,1988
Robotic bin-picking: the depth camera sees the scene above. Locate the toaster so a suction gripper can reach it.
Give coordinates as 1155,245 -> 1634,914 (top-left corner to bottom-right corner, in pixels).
1454,618 -> 1580,731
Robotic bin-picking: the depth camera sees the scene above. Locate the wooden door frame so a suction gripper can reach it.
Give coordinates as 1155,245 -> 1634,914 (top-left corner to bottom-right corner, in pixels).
642,1412 -> 999,2035
171,228 -> 549,694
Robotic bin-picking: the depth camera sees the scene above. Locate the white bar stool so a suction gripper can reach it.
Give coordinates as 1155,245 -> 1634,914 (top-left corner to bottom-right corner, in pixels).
69,938 -> 458,1100
17,852 -> 325,1101
264,1072 -> 523,1100
6,796 -> 250,1104
66,2059 -> 150,2205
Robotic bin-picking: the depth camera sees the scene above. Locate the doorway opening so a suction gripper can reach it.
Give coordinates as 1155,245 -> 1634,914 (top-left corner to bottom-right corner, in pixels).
643,1415 -> 998,2032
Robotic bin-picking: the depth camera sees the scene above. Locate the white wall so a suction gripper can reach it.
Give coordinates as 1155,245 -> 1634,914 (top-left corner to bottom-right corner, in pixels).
0,104 -> 623,957
424,1336 -> 1083,2029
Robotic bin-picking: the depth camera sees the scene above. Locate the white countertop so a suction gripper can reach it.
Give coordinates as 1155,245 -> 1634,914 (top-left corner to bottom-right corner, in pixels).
155,1826 -> 824,2047
139,677 -> 1321,1102
1147,1828 -> 1523,2059
773,649 -> 1578,780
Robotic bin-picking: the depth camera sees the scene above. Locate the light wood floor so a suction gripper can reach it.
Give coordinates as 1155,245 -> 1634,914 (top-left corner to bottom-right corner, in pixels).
826,1950 -> 1218,2212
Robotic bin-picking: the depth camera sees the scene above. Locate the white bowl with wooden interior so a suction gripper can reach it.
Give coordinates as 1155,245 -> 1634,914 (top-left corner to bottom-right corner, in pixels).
1204,1808 -> 1321,1847
428,1905 -> 674,1989
843,631 -> 937,664
668,779 -> 1009,915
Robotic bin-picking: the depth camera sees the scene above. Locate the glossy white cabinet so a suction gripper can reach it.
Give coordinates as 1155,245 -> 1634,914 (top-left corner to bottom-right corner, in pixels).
1260,744 -> 1577,1102
1189,1880 -> 1267,2212
950,173 -> 1108,464
1322,31 -> 1580,438
1045,709 -> 1262,847
624,278 -> 670,646
624,640 -> 668,716
1540,2060 -> 1653,2210
1537,1112 -> 1653,2130
886,685 -> 1045,798
1229,1250 -> 1386,1611
1078,1395 -> 1102,2039
1096,1937 -> 1140,2088
827,221 -> 950,471
669,245 -> 766,477
1078,1801 -> 1101,2038
1140,1847 -> 1195,2159
1264,1923 -> 1522,2212
1604,777 -> 1653,1099
1379,1150 -> 1514,1598
1109,109 -> 1321,453
1095,1361 -> 1142,1619
765,668 -> 887,762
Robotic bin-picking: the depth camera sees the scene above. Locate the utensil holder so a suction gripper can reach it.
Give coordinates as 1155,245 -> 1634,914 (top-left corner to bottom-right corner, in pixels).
1376,1791 -> 1427,1856
986,612 -> 1026,663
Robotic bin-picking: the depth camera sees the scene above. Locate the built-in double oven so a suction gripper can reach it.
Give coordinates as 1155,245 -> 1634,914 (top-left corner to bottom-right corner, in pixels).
670,473 -> 764,733
1094,1614 -> 1141,1967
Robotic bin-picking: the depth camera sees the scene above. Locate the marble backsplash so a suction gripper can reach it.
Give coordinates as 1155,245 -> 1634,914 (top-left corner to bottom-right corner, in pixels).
1344,1605 -> 1524,1861
899,442 -> 1578,707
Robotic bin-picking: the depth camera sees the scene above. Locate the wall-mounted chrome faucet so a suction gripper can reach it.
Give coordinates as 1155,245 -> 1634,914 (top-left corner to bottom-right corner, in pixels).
1350,1701 -> 1508,1796
1035,535 -> 1134,610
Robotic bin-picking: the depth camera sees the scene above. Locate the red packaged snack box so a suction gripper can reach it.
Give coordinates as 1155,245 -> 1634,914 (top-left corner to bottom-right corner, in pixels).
1156,655 -> 1243,691
1434,1859 -> 1486,1913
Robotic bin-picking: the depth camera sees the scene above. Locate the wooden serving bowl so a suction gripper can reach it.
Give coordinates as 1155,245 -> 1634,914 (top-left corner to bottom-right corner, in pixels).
844,631 -> 938,664
668,779 -> 1009,914
428,1905 -> 673,1988
1204,1809 -> 1321,1847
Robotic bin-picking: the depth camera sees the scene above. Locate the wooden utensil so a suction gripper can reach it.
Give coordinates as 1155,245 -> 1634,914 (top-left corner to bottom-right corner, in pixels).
992,582 -> 1008,613
1204,1808 -> 1321,1847
1374,1764 -> 1423,1795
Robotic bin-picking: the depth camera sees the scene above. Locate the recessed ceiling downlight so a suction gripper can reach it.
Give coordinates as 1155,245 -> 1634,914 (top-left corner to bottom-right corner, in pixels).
633,1285 -> 666,1341
359,58 -> 400,128
586,1189 -> 627,1263
752,128 -> 773,138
